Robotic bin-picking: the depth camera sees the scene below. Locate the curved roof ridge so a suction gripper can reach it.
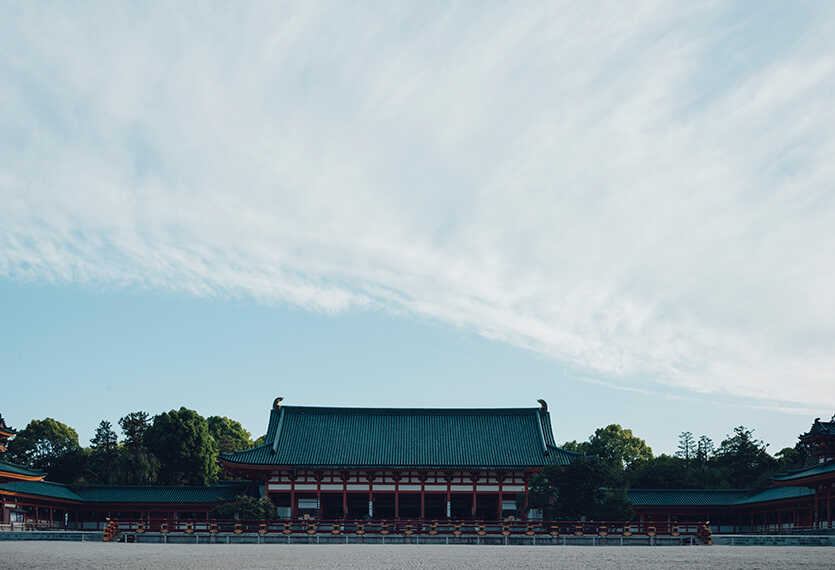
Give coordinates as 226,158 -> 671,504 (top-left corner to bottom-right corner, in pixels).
279,405 -> 542,414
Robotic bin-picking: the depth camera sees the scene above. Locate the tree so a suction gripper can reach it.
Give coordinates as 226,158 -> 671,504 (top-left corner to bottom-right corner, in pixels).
4,418 -> 81,475
114,446 -> 160,485
90,420 -> 118,451
561,440 -> 590,454
119,412 -> 151,447
253,434 -> 267,447
628,455 -> 694,489
212,495 -> 275,520
676,432 -> 695,461
528,458 -> 632,521
587,425 -> 653,469
86,420 -> 122,484
207,416 -> 252,454
115,411 -> 159,484
144,407 -> 218,484
713,426 -> 776,488
774,442 -> 813,472
696,436 -> 714,464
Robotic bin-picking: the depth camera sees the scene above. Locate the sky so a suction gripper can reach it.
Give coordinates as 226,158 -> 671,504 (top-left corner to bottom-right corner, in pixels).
1,2 -> 834,455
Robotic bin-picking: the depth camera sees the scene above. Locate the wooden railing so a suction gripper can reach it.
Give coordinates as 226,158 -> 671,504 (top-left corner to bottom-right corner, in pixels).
104,518 -> 709,538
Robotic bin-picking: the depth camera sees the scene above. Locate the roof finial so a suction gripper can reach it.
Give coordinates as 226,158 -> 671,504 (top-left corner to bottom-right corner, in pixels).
537,399 -> 548,412
273,397 -> 284,410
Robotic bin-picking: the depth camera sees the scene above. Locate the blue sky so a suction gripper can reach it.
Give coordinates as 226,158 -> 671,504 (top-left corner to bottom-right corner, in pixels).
2,3 -> 834,454
0,280 -> 818,454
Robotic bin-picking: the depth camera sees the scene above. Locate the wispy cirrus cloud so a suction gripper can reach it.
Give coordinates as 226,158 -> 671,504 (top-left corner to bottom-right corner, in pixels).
2,2 -> 834,412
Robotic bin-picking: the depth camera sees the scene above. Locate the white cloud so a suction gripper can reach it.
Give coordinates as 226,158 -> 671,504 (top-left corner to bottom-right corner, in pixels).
2,2 -> 834,412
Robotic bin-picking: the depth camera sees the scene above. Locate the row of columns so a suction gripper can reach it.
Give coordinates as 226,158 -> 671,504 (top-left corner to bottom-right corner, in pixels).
813,482 -> 833,528
283,471 -> 529,520
286,490 -> 509,520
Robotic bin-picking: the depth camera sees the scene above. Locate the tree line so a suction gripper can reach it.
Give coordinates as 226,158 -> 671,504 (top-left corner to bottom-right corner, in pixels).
0,408 -> 260,485
528,424 -> 816,521
0,411 -> 816,512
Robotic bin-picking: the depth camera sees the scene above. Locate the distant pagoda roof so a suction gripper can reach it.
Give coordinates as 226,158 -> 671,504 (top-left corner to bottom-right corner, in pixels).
220,401 -> 582,470
800,415 -> 835,440
0,416 -> 16,437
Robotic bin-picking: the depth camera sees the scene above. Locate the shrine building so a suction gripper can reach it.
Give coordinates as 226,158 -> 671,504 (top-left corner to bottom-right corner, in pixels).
219,399 -> 580,520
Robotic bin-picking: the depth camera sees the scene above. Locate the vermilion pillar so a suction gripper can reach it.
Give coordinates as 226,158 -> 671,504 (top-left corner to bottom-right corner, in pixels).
420,480 -> 425,520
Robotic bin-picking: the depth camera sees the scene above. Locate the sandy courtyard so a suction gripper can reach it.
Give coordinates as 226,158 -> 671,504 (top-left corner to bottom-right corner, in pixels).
0,542 -> 834,570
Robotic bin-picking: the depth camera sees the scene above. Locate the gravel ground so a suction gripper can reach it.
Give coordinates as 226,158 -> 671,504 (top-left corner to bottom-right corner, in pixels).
1,542 -> 834,569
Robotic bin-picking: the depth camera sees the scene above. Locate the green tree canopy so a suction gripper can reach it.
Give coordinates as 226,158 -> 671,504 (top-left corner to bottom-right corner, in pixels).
586,424 -> 653,469
712,426 -> 776,488
90,420 -> 118,451
144,407 -> 218,485
4,417 -> 81,474
207,416 -> 252,454
528,458 -> 632,521
211,495 -> 276,520
119,411 -> 152,447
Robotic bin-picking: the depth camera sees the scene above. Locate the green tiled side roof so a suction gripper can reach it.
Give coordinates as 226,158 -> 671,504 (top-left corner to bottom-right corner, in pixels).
0,480 -> 251,504
221,406 -> 581,469
72,482 -> 251,504
733,486 -> 814,505
629,486 -> 815,507
772,460 -> 835,482
627,489 -> 750,507
0,460 -> 46,479
0,480 -> 82,501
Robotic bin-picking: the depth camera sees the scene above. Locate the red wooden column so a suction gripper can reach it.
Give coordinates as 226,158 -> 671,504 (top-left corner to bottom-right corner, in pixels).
394,473 -> 400,519
419,473 -> 426,520
342,471 -> 348,518
471,472 -> 478,517
315,471 -> 322,520
445,472 -> 452,519
814,486 -> 820,528
497,472 -> 504,520
290,474 -> 297,519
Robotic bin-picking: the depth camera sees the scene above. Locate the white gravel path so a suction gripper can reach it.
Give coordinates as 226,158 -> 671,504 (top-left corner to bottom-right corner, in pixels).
1,542 -> 834,569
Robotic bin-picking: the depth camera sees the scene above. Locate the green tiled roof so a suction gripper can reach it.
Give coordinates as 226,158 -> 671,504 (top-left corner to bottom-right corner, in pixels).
772,460 -> 835,482
628,486 -> 815,507
72,482 -> 251,504
0,460 -> 46,479
0,480 -> 82,501
733,486 -> 814,505
627,489 -> 750,507
221,405 -> 581,469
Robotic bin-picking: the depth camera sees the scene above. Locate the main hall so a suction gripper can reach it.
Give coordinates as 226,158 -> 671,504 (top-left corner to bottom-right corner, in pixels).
219,399 -> 580,521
